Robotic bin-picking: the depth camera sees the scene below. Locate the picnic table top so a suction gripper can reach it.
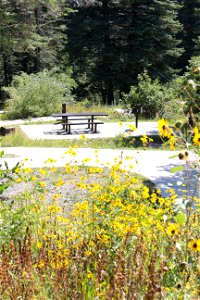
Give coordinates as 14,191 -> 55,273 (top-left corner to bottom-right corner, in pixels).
52,112 -> 108,117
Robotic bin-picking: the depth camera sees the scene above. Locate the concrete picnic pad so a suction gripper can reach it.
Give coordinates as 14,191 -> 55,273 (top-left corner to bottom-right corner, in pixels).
19,121 -> 158,140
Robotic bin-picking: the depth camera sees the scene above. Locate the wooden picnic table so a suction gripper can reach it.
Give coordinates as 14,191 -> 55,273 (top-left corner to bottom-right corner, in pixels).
51,112 -> 108,134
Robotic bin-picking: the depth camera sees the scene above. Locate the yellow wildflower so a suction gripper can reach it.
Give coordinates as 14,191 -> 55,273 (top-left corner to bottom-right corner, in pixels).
38,260 -> 45,268
52,194 -> 59,200
80,134 -> 86,140
87,272 -> 93,279
45,158 -> 57,164
150,193 -> 157,203
15,178 -> 22,183
158,197 -> 165,206
193,126 -> 199,135
166,223 -> 179,236
39,181 -> 46,188
65,164 -> 72,173
24,167 -> 32,174
39,168 -> 47,175
142,186 -> 150,199
48,205 -> 62,213
55,178 -> 65,187
158,119 -> 170,138
193,132 -> 200,146
140,134 -> 148,145
50,166 -> 57,172
128,124 -> 136,131
188,239 -> 200,252
64,147 -> 77,156
169,135 -> 175,150
15,167 -> 20,174
82,157 -> 91,163
36,242 -> 42,249
85,250 -> 92,256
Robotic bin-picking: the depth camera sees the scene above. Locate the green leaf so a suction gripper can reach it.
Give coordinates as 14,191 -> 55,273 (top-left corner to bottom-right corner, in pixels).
175,212 -> 186,225
168,154 -> 178,159
170,166 -> 184,173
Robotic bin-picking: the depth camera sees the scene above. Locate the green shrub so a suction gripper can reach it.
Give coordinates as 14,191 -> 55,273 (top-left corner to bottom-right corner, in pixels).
124,71 -> 164,119
182,56 -> 200,125
159,77 -> 185,120
3,69 -> 76,119
123,71 -> 185,120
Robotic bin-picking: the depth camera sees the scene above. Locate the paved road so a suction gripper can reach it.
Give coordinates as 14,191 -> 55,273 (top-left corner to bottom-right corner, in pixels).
1,147 -> 199,199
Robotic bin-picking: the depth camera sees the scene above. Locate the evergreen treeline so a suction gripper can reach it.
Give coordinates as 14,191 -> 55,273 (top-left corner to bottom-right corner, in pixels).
0,0 -> 200,106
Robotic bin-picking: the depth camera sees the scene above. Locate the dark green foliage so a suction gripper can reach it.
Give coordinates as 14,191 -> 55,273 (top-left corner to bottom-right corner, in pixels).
177,0 -> 200,72
0,0 -> 199,115
0,0 -> 70,88
66,0 -> 183,105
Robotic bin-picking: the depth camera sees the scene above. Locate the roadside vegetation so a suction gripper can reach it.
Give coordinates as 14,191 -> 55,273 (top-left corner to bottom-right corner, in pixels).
0,115 -> 199,298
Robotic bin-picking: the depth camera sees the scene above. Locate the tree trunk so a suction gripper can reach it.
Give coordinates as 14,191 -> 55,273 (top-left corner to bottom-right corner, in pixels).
102,0 -> 114,105
3,54 -> 9,86
34,7 -> 41,72
22,52 -> 29,73
106,80 -> 114,105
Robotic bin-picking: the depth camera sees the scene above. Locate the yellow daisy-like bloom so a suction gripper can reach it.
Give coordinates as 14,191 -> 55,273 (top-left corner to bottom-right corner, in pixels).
193,126 -> 199,135
39,168 -> 47,175
80,134 -> 86,140
24,167 -> 32,174
128,124 -> 136,131
55,178 -> 65,187
169,135 -> 175,150
48,204 -> 62,213
188,239 -> 200,252
15,167 -> 21,174
45,158 -> 57,164
140,134 -> 148,145
15,178 -> 22,183
166,223 -> 179,236
193,132 -> 200,146
158,119 -> 169,138
39,181 -> 46,188
82,157 -> 91,163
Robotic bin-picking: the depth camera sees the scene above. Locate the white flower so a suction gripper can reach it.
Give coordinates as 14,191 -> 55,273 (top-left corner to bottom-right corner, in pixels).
187,79 -> 196,90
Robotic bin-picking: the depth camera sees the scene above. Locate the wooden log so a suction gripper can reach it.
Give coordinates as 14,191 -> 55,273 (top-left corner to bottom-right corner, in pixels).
0,127 -> 15,136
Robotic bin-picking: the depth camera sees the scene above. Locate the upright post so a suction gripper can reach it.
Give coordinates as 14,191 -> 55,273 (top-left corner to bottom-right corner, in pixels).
62,103 -> 66,129
62,103 -> 66,113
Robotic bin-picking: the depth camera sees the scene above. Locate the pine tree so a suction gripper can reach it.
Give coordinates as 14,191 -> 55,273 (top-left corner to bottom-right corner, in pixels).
178,0 -> 200,71
125,0 -> 183,82
0,0 -> 70,88
66,0 -> 183,104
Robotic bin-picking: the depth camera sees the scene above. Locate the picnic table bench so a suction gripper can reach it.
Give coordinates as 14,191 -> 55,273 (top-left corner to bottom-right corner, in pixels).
51,112 -> 108,134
